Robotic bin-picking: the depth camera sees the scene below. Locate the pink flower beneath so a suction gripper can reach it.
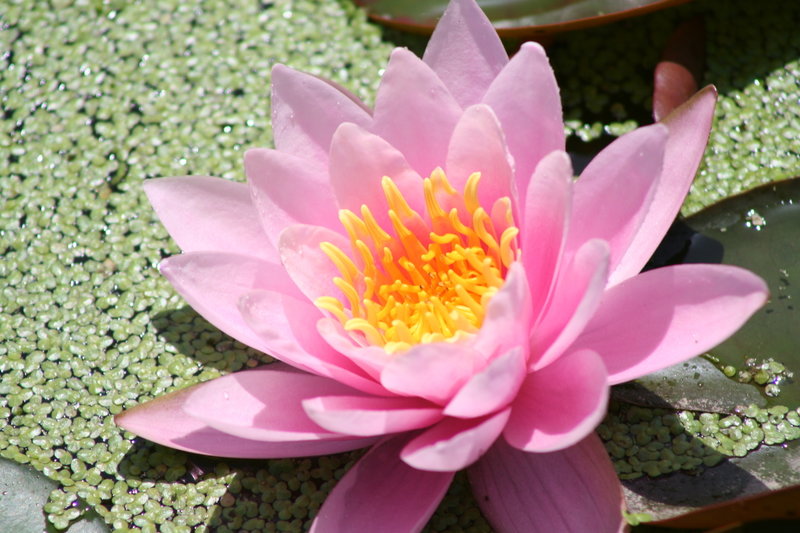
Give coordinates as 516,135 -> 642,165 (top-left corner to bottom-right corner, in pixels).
115,0 -> 768,531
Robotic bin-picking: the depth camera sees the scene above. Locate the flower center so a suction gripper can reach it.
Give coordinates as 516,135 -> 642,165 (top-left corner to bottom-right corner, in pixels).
315,168 -> 519,354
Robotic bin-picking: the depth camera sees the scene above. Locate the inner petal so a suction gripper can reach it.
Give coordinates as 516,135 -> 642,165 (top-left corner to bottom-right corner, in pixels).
315,168 -> 520,354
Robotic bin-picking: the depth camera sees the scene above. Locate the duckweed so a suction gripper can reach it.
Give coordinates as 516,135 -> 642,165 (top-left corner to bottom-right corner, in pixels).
599,402 -> 800,480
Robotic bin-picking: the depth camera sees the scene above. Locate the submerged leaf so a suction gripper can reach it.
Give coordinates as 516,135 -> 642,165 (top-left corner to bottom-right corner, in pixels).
653,16 -> 706,121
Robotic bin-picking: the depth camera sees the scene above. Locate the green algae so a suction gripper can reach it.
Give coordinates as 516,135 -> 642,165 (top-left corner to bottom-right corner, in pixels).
2,0 -> 800,531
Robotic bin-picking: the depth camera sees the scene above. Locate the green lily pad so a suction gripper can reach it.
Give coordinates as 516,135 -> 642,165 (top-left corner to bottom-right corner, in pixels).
687,178 -> 800,409
354,0 -> 692,37
0,458 -> 109,533
612,357 -> 767,414
0,458 -> 56,532
624,439 -> 800,523
621,178 -> 800,413
617,178 -> 800,525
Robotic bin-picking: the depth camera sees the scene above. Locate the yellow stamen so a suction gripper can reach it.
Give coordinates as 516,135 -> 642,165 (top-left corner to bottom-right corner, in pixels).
464,172 -> 482,214
314,168 -> 519,354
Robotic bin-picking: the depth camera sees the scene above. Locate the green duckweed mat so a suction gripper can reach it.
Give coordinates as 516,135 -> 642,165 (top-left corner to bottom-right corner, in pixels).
2,0 -> 800,531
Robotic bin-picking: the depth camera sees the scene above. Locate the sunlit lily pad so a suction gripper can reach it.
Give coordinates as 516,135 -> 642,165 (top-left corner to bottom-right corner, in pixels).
612,357 -> 766,414
0,458 -> 109,533
619,178 -> 800,527
355,0 -> 693,37
622,178 -> 800,412
625,440 -> 800,524
686,178 -> 800,410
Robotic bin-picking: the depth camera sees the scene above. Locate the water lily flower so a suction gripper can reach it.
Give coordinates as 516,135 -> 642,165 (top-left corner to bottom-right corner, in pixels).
116,0 -> 768,531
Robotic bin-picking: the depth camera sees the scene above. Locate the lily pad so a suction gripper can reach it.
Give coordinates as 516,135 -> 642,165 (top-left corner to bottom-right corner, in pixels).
624,440 -> 800,524
617,179 -> 800,526
354,0 -> 693,37
623,178 -> 800,412
612,357 -> 766,414
0,458 -> 109,533
686,178 -> 800,409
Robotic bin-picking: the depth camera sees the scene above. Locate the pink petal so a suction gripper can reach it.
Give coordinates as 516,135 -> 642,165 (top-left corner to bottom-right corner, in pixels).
181,364 -> 360,441
310,437 -> 454,533
568,124 -> 668,284
482,42 -> 564,207
469,435 -> 626,533
572,263 -> 769,385
239,290 -> 387,396
271,64 -> 371,166
372,48 -> 463,178
614,86 -> 718,281
401,409 -> 510,471
278,224 -> 351,303
504,349 -> 609,452
530,239 -> 610,371
115,375 -> 376,458
471,263 -> 532,363
303,395 -> 443,437
244,148 -> 340,244
317,318 -> 391,379
444,347 -> 526,419
380,343 -> 479,405
521,151 -> 573,323
422,0 -> 508,107
160,252 -> 298,353
328,122 -> 425,229
144,177 -> 277,262
445,104 -> 513,210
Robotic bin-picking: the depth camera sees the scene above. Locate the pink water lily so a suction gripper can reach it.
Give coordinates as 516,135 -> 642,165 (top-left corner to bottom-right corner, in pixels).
115,0 -> 768,531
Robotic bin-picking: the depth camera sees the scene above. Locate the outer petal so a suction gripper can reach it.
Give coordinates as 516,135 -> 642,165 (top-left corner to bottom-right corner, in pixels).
401,409 -> 510,472
504,349 -> 609,452
614,86 -> 718,281
181,365 -> 359,441
380,343 -> 480,405
244,148 -> 339,244
372,48 -> 462,178
482,42 -> 564,206
521,151 -> 573,323
445,104 -> 513,210
278,224 -> 351,304
160,252 -> 298,354
310,437 -> 454,533
444,347 -> 526,419
530,239 -> 610,370
572,263 -> 769,384
303,395 -> 443,437
469,435 -> 626,533
422,0 -> 508,107
144,177 -> 277,262
328,122 -> 425,229
239,290 -> 387,395
271,64 -> 371,166
115,375 -> 376,458
568,124 -> 668,284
